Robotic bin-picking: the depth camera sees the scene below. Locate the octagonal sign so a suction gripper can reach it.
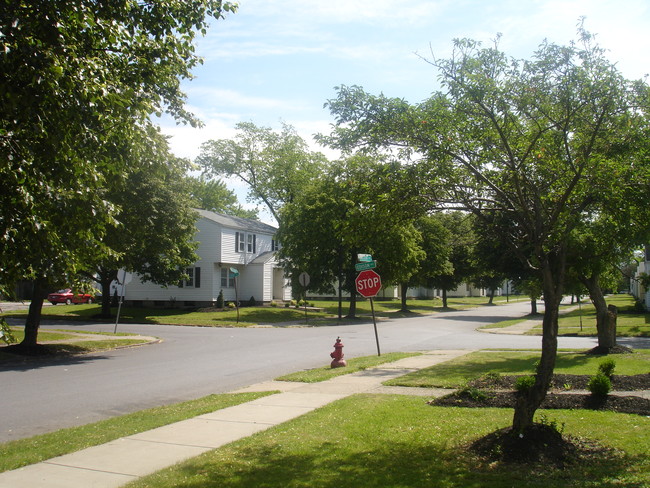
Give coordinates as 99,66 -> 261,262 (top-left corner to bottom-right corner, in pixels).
355,269 -> 382,297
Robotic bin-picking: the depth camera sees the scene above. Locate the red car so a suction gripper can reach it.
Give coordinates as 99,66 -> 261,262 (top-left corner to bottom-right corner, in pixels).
47,289 -> 94,305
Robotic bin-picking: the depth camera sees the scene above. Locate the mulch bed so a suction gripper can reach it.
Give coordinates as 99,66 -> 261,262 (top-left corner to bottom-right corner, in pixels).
469,372 -> 650,391
430,373 -> 650,416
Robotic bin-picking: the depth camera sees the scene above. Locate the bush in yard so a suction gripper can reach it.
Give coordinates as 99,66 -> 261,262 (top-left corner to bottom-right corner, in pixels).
598,358 -> 616,378
216,290 -> 224,309
514,375 -> 536,394
588,373 -> 611,396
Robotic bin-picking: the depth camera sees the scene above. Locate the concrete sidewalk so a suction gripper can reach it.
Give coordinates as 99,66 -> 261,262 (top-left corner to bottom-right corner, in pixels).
0,350 -> 469,488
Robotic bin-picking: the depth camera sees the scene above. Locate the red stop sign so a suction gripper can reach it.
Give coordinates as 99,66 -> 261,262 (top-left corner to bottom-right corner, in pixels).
355,269 -> 382,297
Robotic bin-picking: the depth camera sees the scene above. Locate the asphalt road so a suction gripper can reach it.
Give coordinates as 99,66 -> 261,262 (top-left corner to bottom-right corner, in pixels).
1,300 -> 645,443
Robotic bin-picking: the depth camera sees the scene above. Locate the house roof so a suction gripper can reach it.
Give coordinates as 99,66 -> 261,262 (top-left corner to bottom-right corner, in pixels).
195,209 -> 277,235
249,251 -> 276,265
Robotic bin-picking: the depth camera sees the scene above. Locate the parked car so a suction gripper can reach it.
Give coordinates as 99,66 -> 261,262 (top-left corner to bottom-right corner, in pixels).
47,289 -> 94,305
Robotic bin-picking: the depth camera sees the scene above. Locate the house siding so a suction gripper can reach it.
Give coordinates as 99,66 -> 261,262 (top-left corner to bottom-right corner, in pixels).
123,210 -> 288,307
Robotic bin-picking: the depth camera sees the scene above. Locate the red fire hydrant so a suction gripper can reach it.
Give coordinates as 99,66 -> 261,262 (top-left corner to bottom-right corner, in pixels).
330,337 -> 347,368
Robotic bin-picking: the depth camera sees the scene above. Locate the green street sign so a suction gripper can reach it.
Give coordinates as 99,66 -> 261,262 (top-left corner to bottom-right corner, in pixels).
229,267 -> 239,277
355,260 -> 376,271
357,254 -> 373,262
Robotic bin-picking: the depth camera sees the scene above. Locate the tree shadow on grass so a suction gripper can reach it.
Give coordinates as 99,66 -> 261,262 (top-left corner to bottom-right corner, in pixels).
155,437 -> 640,488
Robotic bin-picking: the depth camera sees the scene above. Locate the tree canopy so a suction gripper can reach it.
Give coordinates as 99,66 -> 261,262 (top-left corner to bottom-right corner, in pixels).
196,121 -> 328,223
321,27 -> 650,432
1,0 -> 236,348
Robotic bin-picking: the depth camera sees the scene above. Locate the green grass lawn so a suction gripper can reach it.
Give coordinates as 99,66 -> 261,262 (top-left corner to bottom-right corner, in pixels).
1,295 -> 528,327
386,349 -> 650,388
275,352 -> 420,383
0,328 -> 154,361
527,295 -> 650,337
125,394 -> 650,488
0,392 -> 274,473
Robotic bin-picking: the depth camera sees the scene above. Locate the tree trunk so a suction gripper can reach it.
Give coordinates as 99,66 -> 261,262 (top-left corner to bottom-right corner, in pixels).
346,250 -> 357,319
99,269 -> 118,318
488,288 -> 495,304
442,288 -> 448,308
21,279 -> 48,348
530,297 -> 537,315
581,274 -> 616,349
512,252 -> 565,433
400,283 -> 409,312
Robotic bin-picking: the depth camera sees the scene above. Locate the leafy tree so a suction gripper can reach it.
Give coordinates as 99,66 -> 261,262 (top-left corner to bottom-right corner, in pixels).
83,130 -> 199,317
321,27 -> 650,435
197,121 -> 328,223
278,155 -> 424,318
566,179 -> 650,349
421,212 -> 476,308
186,175 -> 258,219
1,0 -> 236,350
403,215 -> 453,311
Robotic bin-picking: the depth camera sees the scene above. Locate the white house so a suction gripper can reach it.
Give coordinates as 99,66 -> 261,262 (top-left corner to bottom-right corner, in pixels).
124,209 -> 291,307
631,244 -> 650,310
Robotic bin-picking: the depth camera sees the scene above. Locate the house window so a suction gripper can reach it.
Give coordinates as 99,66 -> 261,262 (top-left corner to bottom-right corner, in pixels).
235,232 -> 256,253
272,239 -> 280,251
247,233 -> 256,253
184,267 -> 201,288
221,268 -> 236,288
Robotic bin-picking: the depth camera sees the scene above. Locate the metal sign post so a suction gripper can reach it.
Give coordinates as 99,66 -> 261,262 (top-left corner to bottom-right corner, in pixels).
355,267 -> 382,356
230,268 -> 240,324
114,269 -> 127,334
298,272 -> 310,323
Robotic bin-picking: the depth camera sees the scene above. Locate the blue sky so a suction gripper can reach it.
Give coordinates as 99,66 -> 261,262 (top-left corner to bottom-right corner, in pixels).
159,0 -> 650,219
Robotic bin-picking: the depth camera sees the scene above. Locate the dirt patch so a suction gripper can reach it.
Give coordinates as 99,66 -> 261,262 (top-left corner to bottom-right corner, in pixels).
469,424 -> 616,468
468,372 -> 650,391
430,373 -> 650,416
431,389 -> 650,416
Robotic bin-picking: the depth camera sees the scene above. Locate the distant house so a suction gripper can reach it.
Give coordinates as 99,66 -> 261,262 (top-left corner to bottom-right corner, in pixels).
124,209 -> 291,307
631,244 -> 650,310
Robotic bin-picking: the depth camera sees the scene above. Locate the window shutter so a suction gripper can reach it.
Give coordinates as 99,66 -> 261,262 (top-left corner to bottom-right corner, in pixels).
235,232 -> 239,252
195,267 -> 201,288
253,235 -> 256,253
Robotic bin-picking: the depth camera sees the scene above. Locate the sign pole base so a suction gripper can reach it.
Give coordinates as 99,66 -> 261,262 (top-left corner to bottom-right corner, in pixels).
370,297 -> 381,356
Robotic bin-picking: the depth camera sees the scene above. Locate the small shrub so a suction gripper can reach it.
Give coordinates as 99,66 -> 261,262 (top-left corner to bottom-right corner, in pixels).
1,319 -> 17,345
588,373 -> 611,396
247,296 -> 257,307
270,301 -> 278,307
458,384 -> 489,402
536,413 -> 565,435
514,375 -> 536,393
598,358 -> 616,378
481,371 -> 501,383
216,290 -> 224,308
227,302 -> 236,309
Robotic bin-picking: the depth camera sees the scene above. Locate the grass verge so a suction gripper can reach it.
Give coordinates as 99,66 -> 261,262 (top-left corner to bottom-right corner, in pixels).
275,352 -> 420,382
385,349 -> 650,388
0,391 -> 275,473
1,295 -> 529,327
0,328 -> 155,361
528,295 -> 650,337
125,394 -> 650,488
